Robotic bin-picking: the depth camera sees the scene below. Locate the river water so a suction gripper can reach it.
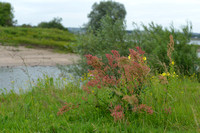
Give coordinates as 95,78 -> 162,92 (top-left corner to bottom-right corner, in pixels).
190,40 -> 200,45
0,66 -> 68,93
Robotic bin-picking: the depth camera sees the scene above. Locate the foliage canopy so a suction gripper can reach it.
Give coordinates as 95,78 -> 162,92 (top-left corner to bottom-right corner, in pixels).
0,2 -> 16,26
87,1 -> 126,31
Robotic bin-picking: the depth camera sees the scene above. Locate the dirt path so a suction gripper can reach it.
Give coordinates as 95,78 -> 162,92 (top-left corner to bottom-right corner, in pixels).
0,45 -> 80,67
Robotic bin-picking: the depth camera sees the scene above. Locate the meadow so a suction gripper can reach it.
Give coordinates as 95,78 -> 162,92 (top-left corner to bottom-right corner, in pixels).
0,67 -> 200,132
0,24 -> 200,132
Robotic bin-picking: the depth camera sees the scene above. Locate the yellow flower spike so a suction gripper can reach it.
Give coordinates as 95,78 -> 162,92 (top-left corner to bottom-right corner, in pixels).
92,90 -> 94,93
162,72 -> 166,76
128,55 -> 131,60
143,57 -> 146,61
171,61 -> 174,65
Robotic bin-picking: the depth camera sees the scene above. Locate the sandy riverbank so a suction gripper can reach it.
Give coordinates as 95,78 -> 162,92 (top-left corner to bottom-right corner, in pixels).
0,45 -> 80,67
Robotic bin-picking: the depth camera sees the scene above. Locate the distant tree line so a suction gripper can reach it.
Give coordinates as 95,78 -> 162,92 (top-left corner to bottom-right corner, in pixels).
191,33 -> 200,39
37,17 -> 67,30
20,17 -> 67,30
0,2 -> 67,30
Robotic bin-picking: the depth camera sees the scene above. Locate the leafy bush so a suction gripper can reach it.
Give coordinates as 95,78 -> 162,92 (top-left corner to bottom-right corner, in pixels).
20,24 -> 33,28
38,17 -> 66,30
78,15 -> 129,56
75,15 -> 132,76
131,22 -> 199,75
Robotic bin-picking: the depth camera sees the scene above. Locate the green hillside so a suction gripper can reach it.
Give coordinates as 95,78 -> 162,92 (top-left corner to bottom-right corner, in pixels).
0,27 -> 77,53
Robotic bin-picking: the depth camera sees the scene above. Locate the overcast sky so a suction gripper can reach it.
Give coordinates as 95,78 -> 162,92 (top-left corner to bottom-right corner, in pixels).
2,0 -> 200,32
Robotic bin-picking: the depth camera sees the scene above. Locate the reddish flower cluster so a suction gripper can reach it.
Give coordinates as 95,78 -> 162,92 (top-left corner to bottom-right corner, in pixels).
83,48 -> 150,95
110,105 -> 125,122
83,47 -> 153,121
163,107 -> 172,115
57,103 -> 79,116
122,95 -> 153,115
133,104 -> 154,115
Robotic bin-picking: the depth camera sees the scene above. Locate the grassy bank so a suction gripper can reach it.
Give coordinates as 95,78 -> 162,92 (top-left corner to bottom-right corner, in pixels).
0,75 -> 200,132
0,27 -> 76,53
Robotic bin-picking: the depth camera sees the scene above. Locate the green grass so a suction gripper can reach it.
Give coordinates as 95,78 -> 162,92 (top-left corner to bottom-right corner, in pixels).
0,75 -> 200,132
0,26 -> 77,53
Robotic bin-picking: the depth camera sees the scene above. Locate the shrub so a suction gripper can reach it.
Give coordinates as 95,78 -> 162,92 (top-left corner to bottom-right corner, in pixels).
20,24 -> 33,28
78,15 -> 129,56
75,15 -> 132,76
38,17 -> 66,30
131,22 -> 199,75
82,48 -> 153,121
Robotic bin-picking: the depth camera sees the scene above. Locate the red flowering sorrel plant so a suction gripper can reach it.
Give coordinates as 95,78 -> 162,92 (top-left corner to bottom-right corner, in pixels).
83,47 -> 153,121
57,103 -> 79,116
110,105 -> 125,122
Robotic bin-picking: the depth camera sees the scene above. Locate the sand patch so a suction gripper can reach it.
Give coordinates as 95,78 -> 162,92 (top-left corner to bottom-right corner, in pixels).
0,45 -> 80,67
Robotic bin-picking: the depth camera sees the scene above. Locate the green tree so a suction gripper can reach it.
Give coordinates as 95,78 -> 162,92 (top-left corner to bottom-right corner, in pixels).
73,15 -> 130,77
38,17 -> 66,30
87,0 -> 126,31
0,2 -> 16,26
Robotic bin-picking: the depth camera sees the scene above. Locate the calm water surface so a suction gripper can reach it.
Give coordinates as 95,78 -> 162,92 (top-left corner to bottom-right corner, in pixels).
190,40 -> 200,57
190,40 -> 200,45
0,66 -> 67,93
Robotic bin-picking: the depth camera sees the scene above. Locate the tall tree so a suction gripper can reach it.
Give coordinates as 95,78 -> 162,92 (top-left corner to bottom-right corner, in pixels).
0,2 -> 15,26
87,0 -> 126,31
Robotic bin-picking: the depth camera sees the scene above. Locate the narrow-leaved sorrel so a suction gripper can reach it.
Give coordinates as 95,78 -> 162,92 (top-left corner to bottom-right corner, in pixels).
83,47 -> 153,121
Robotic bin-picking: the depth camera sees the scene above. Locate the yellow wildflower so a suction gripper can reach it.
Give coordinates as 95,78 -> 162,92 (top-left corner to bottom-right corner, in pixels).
162,72 -> 166,76
171,61 -> 174,65
143,57 -> 146,61
128,55 -> 131,60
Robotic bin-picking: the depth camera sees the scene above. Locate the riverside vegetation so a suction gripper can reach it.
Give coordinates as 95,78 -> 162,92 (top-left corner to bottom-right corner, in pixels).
0,45 -> 200,132
1,16 -> 200,132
